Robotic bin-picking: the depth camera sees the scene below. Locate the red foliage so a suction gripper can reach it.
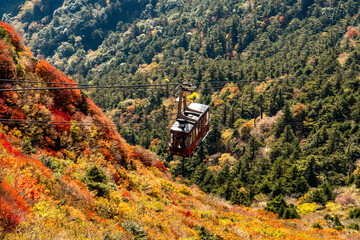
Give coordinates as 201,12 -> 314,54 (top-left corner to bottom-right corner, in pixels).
179,209 -> 192,217
0,201 -> 21,233
0,41 -> 15,79
35,60 -> 81,110
153,161 -> 168,173
121,191 -> 131,198
347,29 -> 359,38
0,22 -> 24,51
0,179 -> 29,213
0,132 -> 21,156
0,179 -> 27,232
50,106 -> 73,132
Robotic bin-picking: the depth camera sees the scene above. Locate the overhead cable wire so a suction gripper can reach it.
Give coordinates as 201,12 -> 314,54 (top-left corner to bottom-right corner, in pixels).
0,79 -> 86,86
1,115 -> 358,128
0,71 -> 358,92
0,118 -> 116,126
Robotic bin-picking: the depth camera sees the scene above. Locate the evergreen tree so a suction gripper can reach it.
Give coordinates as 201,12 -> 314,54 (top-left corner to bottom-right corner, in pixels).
305,155 -> 319,187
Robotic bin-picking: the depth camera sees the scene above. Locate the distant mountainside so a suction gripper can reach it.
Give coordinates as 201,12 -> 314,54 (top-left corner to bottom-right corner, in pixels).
0,0 -> 25,17
1,21 -> 353,240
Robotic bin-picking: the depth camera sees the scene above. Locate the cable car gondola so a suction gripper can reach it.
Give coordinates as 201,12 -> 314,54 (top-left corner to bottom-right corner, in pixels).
169,84 -> 210,157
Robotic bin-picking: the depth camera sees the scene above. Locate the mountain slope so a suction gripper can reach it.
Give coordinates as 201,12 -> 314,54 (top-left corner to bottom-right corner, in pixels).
1,21 -> 355,239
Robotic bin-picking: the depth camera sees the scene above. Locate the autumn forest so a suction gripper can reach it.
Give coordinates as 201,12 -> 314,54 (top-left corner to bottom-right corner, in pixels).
1,0 -> 360,239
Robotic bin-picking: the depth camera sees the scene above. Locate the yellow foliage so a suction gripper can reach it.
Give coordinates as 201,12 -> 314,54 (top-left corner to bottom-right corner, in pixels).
95,197 -> 119,219
221,130 -> 233,145
176,186 -> 192,196
9,128 -> 22,138
325,202 -> 342,212
298,202 -> 317,215
187,92 -> 199,101
160,179 -> 174,191
117,201 -> 134,219
218,153 -> 237,167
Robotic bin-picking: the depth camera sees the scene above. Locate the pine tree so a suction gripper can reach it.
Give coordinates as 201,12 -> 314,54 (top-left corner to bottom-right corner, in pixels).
275,103 -> 293,138
305,155 -> 319,187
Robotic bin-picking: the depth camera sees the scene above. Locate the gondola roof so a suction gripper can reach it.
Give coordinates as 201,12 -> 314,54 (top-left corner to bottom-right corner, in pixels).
170,103 -> 209,134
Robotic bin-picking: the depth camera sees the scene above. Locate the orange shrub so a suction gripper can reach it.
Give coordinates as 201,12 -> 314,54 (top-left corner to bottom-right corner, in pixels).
0,40 -> 15,79
35,60 -> 81,109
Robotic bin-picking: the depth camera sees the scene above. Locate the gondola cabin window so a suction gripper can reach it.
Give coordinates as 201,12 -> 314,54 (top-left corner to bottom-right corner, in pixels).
170,101 -> 210,157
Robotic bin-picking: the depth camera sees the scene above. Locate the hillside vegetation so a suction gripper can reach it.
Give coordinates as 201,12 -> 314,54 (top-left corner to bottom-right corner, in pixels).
3,0 -> 360,237
1,21 -> 356,239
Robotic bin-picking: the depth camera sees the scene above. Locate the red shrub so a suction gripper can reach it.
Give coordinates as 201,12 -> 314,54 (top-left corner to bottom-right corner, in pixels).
0,132 -> 21,156
153,161 -> 168,173
0,180 -> 29,212
50,106 -> 73,132
0,201 -> 21,233
0,22 -> 24,51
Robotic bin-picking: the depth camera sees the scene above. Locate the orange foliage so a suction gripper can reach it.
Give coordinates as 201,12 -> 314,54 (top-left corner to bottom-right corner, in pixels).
0,99 -> 10,118
0,40 -> 15,79
347,29 -> 359,39
59,175 -> 93,204
126,105 -> 135,114
294,104 -> 306,117
279,15 -> 286,25
10,108 -> 26,121
214,99 -> 223,107
35,60 -> 81,109
15,169 -> 48,203
0,22 -> 24,51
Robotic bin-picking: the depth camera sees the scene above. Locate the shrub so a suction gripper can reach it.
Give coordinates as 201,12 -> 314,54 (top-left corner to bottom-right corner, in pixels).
176,186 -> 192,196
349,208 -> 360,219
347,29 -> 359,39
21,139 -> 36,154
312,222 -> 323,229
298,202 -> 317,215
121,220 -> 148,240
265,195 -> 300,219
335,192 -> 355,207
348,223 -> 360,231
84,166 -> 110,197
194,225 -> 219,240
325,214 -> 344,230
0,22 -> 24,51
40,155 -> 56,170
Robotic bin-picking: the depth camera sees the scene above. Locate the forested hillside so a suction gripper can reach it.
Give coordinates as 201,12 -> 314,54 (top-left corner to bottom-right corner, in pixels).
1,21 -> 357,239
3,0 -> 360,236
